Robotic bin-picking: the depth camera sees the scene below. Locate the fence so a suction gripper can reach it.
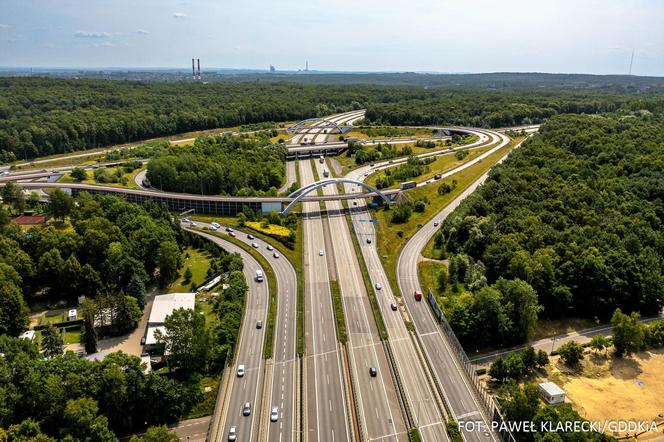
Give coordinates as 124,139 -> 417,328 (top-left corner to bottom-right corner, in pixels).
427,291 -> 516,442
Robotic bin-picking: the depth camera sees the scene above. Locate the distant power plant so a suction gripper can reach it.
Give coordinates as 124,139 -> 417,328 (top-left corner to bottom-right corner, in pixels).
191,58 -> 201,81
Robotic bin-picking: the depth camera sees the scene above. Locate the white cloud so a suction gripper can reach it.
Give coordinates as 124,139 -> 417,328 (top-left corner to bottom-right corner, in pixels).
172,12 -> 187,19
0,24 -> 10,29
94,41 -> 116,47
135,29 -> 149,35
74,31 -> 111,38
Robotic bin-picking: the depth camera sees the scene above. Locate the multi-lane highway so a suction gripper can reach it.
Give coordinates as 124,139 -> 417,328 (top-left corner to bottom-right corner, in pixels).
189,230 -> 268,442
313,158 -> 408,441
299,158 -> 351,442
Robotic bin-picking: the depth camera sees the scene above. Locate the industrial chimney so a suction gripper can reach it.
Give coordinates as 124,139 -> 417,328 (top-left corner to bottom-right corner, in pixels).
192,58 -> 195,80
197,59 -> 201,80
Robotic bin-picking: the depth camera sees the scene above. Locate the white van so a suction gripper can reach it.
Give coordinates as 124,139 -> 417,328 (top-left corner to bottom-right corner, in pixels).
255,269 -> 264,282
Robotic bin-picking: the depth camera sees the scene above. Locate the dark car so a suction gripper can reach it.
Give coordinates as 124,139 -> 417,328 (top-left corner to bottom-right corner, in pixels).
369,367 -> 377,377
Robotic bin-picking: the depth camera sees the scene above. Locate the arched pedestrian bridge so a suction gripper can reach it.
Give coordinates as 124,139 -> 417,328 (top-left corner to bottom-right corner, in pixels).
281,178 -> 394,215
286,117 -> 354,135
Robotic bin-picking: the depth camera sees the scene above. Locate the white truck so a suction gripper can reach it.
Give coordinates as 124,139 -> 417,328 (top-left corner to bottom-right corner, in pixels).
255,269 -> 264,282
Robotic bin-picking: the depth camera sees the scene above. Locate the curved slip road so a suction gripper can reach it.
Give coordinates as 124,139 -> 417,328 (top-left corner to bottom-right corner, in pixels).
397,131 -> 524,442
193,221 -> 299,442
188,229 -> 268,442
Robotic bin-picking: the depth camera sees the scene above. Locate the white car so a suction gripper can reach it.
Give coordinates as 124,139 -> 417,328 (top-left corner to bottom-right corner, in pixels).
229,232 -> 236,237
273,252 -> 280,259
243,402 -> 251,416
247,234 -> 255,240
319,249 -> 324,256
375,283 -> 382,290
228,426 -> 237,441
270,406 -> 279,422
210,222 -> 220,230
237,365 -> 245,377
266,244 -> 274,251
190,221 -> 197,227
252,242 -> 258,248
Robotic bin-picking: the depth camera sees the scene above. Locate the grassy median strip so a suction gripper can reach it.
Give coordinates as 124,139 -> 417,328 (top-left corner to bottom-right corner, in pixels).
329,280 -> 348,344
375,137 -> 523,297
195,228 -> 279,360
345,213 -> 389,341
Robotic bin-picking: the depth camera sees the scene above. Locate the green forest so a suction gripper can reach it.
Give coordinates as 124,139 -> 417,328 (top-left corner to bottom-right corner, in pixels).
0,193 -> 249,439
146,135 -> 286,195
436,112 -> 664,347
3,77 -> 664,163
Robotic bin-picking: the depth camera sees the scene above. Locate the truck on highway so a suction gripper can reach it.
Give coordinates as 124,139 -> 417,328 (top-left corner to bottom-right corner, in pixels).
323,168 -> 330,178
400,181 -> 417,190
255,269 -> 264,282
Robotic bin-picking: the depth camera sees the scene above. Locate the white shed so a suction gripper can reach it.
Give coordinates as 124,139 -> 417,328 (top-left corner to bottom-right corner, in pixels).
67,309 -> 78,321
539,381 -> 565,405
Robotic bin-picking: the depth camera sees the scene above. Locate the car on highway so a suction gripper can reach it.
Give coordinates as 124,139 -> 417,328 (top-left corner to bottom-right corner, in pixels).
190,221 -> 197,227
375,283 -> 382,290
247,234 -> 255,240
182,218 -> 191,223
252,242 -> 258,248
228,426 -> 237,441
210,222 -> 221,230
414,290 -> 423,301
266,244 -> 274,251
270,406 -> 279,422
243,402 -> 251,416
433,221 -> 439,227
229,232 -> 236,237
369,367 -> 377,377
366,237 -> 372,244
256,321 -> 262,329
237,365 -> 245,377
390,302 -> 398,311
319,249 -> 324,256
226,227 -> 234,232
273,252 -> 279,259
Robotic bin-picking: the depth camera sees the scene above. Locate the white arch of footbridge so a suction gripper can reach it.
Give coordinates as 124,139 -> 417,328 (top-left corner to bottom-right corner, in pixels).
281,178 -> 392,215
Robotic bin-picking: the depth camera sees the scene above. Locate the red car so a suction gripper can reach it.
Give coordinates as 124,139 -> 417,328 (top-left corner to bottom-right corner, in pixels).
414,290 -> 423,301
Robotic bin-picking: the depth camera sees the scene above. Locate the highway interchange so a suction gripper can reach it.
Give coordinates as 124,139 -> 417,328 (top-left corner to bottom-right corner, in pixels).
1,110 -> 532,442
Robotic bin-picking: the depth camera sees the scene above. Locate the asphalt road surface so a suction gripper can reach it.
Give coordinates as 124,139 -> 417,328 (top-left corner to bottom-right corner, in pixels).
299,159 -> 351,442
313,159 -> 408,442
188,229 -> 268,442
396,130 -> 516,442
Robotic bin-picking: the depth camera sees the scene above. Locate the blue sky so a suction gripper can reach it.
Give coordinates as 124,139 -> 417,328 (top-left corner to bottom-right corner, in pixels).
1,0 -> 663,75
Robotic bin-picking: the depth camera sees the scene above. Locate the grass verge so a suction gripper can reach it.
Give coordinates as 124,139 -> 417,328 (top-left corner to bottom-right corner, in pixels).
190,214 -> 305,356
329,280 -> 347,344
417,260 -> 447,299
345,213 -> 388,341
194,228 -> 279,360
375,137 -> 523,298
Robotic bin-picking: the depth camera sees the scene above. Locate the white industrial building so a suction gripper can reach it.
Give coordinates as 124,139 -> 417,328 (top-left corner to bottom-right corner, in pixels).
144,293 -> 195,347
538,381 -> 566,405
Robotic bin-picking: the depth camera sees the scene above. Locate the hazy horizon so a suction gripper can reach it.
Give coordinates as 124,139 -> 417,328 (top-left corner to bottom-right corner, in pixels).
1,0 -> 663,76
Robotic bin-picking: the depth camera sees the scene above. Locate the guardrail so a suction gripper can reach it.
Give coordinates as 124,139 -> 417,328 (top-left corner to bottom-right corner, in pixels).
382,340 -> 413,429
427,291 -> 515,442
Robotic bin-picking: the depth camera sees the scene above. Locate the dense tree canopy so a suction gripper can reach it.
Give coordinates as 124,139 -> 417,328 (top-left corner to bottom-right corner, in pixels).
146,136 -> 286,195
439,114 -> 664,325
3,77 -> 664,163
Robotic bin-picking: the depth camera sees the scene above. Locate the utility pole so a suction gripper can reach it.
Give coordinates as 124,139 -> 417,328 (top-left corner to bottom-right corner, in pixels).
628,49 -> 635,75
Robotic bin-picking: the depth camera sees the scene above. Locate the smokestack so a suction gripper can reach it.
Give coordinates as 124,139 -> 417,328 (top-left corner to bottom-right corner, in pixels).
197,59 -> 201,80
192,58 -> 195,80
